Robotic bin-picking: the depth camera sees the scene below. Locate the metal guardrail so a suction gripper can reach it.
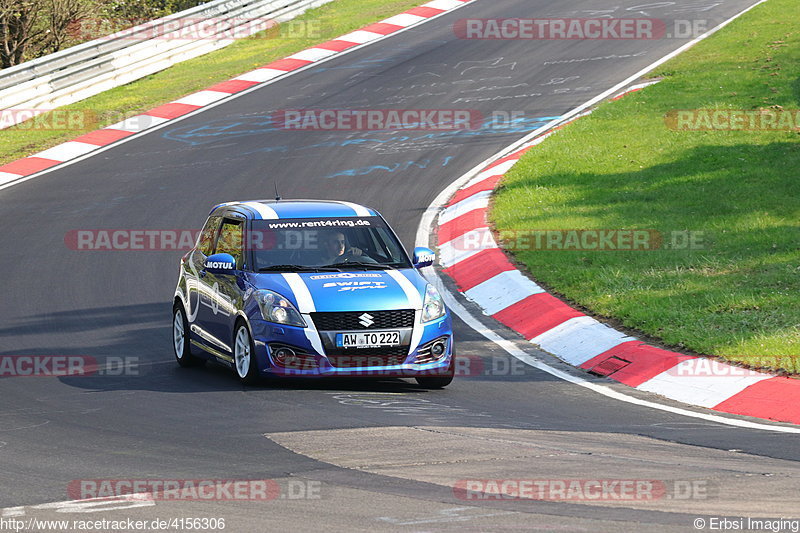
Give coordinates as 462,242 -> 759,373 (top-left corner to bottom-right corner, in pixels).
0,0 -> 333,128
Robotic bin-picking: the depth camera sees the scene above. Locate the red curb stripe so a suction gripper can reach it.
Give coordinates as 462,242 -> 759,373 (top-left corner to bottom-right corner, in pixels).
713,377 -> 800,425
580,341 -> 696,388
493,293 -> 585,340
73,129 -> 135,146
0,157 -> 61,176
262,58 -> 313,71
406,6 -> 444,17
361,22 -> 404,35
443,248 -> 515,292
612,88 -> 644,100
145,103 -> 201,120
314,39 -> 359,52
206,79 -> 259,94
449,175 -> 504,206
438,210 -> 487,245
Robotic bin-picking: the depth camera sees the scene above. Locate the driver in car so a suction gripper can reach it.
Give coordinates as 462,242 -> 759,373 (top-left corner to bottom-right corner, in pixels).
318,230 -> 375,265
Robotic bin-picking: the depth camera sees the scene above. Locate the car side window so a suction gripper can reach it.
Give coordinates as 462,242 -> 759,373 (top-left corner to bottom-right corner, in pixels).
198,216 -> 221,256
215,219 -> 244,267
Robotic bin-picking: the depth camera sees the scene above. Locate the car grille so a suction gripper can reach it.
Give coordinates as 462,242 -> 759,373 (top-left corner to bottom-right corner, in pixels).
311,310 -> 415,331
326,346 -> 409,368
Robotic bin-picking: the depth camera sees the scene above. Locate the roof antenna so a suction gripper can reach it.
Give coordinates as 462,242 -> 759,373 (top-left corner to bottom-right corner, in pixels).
274,182 -> 281,202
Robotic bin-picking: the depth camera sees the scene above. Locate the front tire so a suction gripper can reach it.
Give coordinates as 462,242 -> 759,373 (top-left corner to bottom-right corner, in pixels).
233,321 -> 259,385
415,353 -> 455,389
173,303 -> 201,367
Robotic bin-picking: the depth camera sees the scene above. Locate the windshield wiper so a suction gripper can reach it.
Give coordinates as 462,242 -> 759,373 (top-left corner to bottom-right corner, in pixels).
258,264 -> 341,272
321,261 -> 397,271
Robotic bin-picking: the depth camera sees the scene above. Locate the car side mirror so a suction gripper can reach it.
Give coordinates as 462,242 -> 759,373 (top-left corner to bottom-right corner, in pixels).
205,253 -> 236,275
412,247 -> 436,269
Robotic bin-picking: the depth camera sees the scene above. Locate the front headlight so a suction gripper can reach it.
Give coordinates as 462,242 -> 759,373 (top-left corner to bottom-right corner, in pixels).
421,284 -> 445,323
254,290 -> 306,327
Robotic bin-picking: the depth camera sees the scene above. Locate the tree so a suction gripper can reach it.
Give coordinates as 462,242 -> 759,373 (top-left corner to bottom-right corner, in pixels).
0,0 -> 93,68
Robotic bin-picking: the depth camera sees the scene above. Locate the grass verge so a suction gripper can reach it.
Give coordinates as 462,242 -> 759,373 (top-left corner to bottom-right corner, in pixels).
491,0 -> 800,373
0,0 -> 424,166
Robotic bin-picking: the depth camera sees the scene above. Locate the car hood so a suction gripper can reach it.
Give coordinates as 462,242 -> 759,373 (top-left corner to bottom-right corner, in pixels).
250,269 -> 428,313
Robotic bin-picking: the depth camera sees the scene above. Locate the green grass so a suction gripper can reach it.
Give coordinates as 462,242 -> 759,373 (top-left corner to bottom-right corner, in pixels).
0,0 -> 424,166
492,0 -> 800,374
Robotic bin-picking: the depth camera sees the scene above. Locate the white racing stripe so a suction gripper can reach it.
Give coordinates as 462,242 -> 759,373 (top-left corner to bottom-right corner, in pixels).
234,68 -> 287,83
241,202 -> 279,220
282,273 -> 316,313
387,270 -> 425,353
336,201 -> 372,217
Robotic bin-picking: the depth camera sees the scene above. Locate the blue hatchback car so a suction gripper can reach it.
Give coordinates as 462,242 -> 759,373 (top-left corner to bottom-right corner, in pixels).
172,199 -> 454,387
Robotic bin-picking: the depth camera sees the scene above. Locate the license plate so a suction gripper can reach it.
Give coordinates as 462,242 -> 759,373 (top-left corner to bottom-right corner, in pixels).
336,331 -> 401,348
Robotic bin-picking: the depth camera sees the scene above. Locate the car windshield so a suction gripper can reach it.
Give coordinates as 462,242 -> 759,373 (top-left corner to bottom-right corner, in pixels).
250,217 -> 412,271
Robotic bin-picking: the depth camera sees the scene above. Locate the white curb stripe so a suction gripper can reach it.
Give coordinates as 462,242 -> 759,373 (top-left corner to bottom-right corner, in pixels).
424,0 -> 464,9
438,190 -> 492,225
530,316 -> 636,366
462,160 -> 519,189
337,30 -> 384,44
34,142 -> 99,162
106,115 -> 170,132
637,359 -> 774,408
234,68 -> 287,83
173,90 -> 230,106
382,13 -> 426,27
464,270 -> 544,315
290,47 -> 339,62
438,227 -> 496,267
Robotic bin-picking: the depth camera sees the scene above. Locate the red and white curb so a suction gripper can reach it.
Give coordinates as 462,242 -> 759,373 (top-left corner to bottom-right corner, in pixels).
436,81 -> 800,427
0,0 -> 473,189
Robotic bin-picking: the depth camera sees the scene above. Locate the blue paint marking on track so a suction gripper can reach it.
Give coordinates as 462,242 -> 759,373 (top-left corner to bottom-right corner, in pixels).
161,115 -> 562,147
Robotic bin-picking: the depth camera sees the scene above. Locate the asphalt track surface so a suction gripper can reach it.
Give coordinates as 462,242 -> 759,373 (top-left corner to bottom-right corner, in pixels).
1,0 -> 798,531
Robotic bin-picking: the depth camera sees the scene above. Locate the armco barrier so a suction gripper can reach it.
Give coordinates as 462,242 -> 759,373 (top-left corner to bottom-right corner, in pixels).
0,0 -> 334,128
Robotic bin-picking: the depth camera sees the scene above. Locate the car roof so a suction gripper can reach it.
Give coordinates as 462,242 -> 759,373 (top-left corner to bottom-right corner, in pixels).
209,199 -> 379,220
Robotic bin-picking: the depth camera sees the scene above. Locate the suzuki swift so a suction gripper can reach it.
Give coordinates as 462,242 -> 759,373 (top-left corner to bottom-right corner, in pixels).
172,199 -> 454,387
